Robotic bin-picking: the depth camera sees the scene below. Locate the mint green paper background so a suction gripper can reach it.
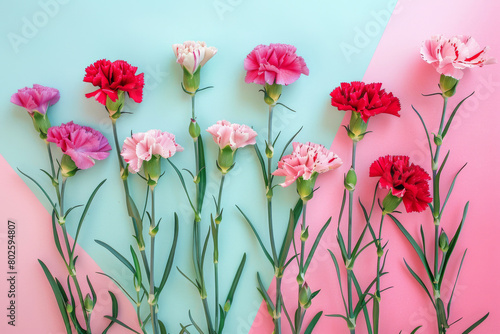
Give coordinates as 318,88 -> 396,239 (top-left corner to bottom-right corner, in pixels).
0,0 -> 395,331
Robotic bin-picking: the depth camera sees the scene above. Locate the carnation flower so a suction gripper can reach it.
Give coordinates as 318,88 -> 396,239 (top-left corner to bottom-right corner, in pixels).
369,155 -> 432,213
84,59 -> 144,114
121,130 -> 183,181
206,120 -> 257,174
244,43 -> 309,86
11,84 -> 60,116
330,82 -> 401,123
47,121 -> 111,176
421,35 -> 496,80
273,142 -> 342,200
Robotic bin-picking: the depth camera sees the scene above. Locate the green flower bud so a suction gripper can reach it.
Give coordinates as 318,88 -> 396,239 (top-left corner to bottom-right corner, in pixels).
264,83 -> 282,105
182,67 -> 201,95
347,111 -> 368,142
149,224 -> 159,237
344,168 -> 357,191
106,90 -> 125,119
224,300 -> 231,312
439,230 -> 449,252
434,133 -> 443,146
299,283 -> 312,308
215,210 -> 223,225
377,246 -> 384,258
382,191 -> 403,214
32,111 -> 51,139
143,155 -> 161,186
217,146 -> 235,174
189,118 -> 201,139
300,227 -> 309,242
66,303 -> 73,314
439,74 -> 459,98
265,142 -> 274,159
61,154 -> 78,178
296,272 -> 304,285
296,173 -> 318,201
84,294 -> 94,313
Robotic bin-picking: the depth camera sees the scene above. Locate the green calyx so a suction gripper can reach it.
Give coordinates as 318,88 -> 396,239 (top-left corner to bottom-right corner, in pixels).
106,90 -> 125,119
382,191 -> 403,215
439,74 -> 459,98
296,173 -> 318,201
298,283 -> 312,308
143,155 -> 162,186
32,111 -> 51,139
439,230 -> 449,252
347,110 -> 368,142
217,145 -> 235,174
344,168 -> 357,191
189,118 -> 201,139
61,154 -> 78,178
264,83 -> 282,105
84,294 -> 94,313
182,67 -> 201,95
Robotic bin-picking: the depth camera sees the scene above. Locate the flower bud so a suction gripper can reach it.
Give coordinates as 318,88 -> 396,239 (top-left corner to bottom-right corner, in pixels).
182,67 -> 201,94
215,211 -> 223,225
61,154 -> 78,178
434,133 -> 443,146
84,294 -> 94,313
382,191 -> 403,214
189,118 -> 201,139
264,83 -> 282,105
439,230 -> 449,252
106,90 -> 125,119
265,142 -> 274,159
296,173 -> 318,201
296,272 -> 304,285
143,155 -> 161,186
217,146 -> 235,174
439,74 -> 459,98
149,224 -> 159,237
66,303 -> 73,313
32,111 -> 51,139
347,111 -> 368,142
344,168 -> 357,191
300,227 -> 309,242
298,283 -> 312,308
224,300 -> 231,312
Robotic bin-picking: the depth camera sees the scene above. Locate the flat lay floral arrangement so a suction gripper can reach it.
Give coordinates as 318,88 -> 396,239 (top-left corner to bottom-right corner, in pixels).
10,36 -> 495,334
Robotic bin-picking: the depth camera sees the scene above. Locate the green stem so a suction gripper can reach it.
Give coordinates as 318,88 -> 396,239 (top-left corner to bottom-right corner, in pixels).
136,290 -> 143,332
214,173 -> 225,332
202,298 -> 215,334
347,140 -> 357,331
214,262 -> 219,333
376,214 -> 385,296
46,141 -> 61,204
275,277 -> 282,334
149,186 -> 159,334
296,201 -> 308,334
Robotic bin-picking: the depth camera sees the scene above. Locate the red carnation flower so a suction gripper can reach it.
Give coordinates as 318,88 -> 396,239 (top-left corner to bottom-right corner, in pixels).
84,59 -> 144,105
330,81 -> 401,122
369,155 -> 432,213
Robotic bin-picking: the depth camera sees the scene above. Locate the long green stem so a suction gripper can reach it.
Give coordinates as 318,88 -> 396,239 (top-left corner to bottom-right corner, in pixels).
149,187 -> 159,334
347,140 -> 357,333
376,214 -> 386,296
214,173 -> 225,332
46,141 -> 61,204
296,201 -> 308,334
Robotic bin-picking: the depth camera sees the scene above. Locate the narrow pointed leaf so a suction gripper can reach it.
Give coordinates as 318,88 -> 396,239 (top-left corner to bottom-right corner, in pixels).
19,169 -> 59,217
304,218 -> 331,272
188,310 -> 204,334
168,159 -> 196,213
254,144 -> 268,186
439,164 -> 466,219
236,205 -> 273,265
412,106 -> 434,160
103,316 -> 141,334
257,272 -> 275,311
352,274 -> 373,334
411,326 -> 422,334
87,276 -> 97,305
95,240 -> 134,273
304,311 -> 323,334
278,200 -> 303,268
225,253 -> 246,308
447,249 -> 467,320
96,272 -> 136,302
158,214 -> 179,294
328,250 -> 348,315
102,291 -> 119,334
462,313 -> 489,334
197,135 -> 207,212
403,259 -> 434,306
442,92 -> 475,139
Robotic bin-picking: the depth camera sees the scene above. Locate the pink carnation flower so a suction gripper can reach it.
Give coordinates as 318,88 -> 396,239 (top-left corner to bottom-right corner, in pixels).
47,121 -> 111,170
121,130 -> 183,173
273,142 -> 342,187
206,120 -> 257,150
421,35 -> 496,80
244,43 -> 309,86
11,84 -> 60,116
173,41 -> 217,74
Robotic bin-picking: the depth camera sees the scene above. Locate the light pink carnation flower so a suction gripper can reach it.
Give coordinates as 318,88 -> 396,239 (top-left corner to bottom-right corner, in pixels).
206,120 -> 257,150
47,121 -> 111,170
121,129 -> 183,173
273,142 -> 342,187
173,41 -> 217,74
244,43 -> 309,86
421,35 -> 496,79
11,84 -> 60,116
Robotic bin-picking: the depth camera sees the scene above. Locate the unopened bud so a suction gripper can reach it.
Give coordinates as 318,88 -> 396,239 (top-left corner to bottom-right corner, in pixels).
84,294 -> 94,313
189,118 -> 201,139
344,168 -> 357,191
300,227 -> 309,242
299,283 -> 312,308
439,230 -> 449,252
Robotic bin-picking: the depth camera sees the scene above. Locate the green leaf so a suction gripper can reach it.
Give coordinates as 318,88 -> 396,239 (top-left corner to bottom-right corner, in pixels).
188,310 -> 204,334
167,159 -> 196,214
225,253 -> 246,310
304,218 -> 331,273
328,250 -> 348,315
130,246 -> 142,287
439,164 -> 466,220
436,298 -> 449,330
304,311 -> 323,334
63,205 -> 83,220
236,205 -> 273,265
218,305 -> 226,334
103,316 -> 141,334
352,274 -> 373,334
257,272 -> 275,312
95,240 -> 134,273
102,291 -> 119,334
434,150 -> 451,216
441,92 -> 475,139
447,249 -> 467,320
439,202 -> 468,288
462,313 -> 489,334
336,228 -> 348,264
87,276 -> 97,305
420,225 -> 427,257
51,211 -> 65,262
278,127 -> 303,162
125,194 -> 145,256
253,144 -> 268,187
158,320 -> 167,334
337,190 -> 347,228
19,169 -> 59,218
278,199 -> 303,267
96,272 -> 136,302
412,106 -> 434,161
158,214 -> 179,295
389,214 -> 435,283
200,227 -> 210,272
72,179 -> 106,254
403,259 -> 435,306
197,135 -> 207,213
38,260 -> 72,334
180,323 -> 192,334
177,267 -> 201,291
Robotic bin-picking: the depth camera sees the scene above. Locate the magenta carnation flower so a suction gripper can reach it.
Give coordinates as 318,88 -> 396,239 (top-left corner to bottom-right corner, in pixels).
47,121 -> 111,170
273,142 -> 342,188
206,120 -> 257,150
121,130 -> 183,174
421,35 -> 496,80
11,84 -> 60,116
244,43 -> 309,86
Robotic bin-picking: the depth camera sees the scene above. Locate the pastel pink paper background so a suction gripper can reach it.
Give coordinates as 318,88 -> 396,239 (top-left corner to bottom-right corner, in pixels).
249,0 -> 500,333
0,154 -> 140,334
